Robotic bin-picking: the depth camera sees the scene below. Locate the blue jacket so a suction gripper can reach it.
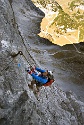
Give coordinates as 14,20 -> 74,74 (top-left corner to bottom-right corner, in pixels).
31,67 -> 48,84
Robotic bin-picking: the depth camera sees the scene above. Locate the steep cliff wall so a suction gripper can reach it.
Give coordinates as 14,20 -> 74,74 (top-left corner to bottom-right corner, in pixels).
0,0 -> 84,125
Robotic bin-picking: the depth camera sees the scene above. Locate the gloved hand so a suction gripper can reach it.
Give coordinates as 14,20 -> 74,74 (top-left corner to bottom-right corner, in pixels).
27,70 -> 32,74
30,66 -> 36,72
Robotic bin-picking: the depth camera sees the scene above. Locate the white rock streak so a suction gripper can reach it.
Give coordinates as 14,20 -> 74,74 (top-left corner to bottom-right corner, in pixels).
1,40 -> 10,48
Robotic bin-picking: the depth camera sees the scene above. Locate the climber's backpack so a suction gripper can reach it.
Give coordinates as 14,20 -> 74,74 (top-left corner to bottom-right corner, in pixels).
43,71 -> 54,86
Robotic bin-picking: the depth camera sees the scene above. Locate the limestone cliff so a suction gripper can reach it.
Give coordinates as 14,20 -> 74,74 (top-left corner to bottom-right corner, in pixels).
0,0 -> 84,125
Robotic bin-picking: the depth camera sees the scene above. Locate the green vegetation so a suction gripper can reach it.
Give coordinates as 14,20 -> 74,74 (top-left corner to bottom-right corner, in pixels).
32,0 -> 62,11
69,0 -> 84,11
32,0 -> 84,42
50,10 -> 77,31
37,0 -> 49,8
50,0 -> 84,41
69,1 -> 76,11
79,20 -> 84,41
68,0 -> 84,41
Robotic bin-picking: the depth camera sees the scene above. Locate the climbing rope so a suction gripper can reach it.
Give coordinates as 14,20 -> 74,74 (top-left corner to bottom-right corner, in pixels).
0,58 -> 14,76
21,53 -> 31,66
0,51 -> 32,75
17,29 -> 37,66
0,53 -> 19,76
18,51 -> 33,67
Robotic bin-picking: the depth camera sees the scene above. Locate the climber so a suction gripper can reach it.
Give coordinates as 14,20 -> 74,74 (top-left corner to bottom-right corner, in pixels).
26,66 -> 54,92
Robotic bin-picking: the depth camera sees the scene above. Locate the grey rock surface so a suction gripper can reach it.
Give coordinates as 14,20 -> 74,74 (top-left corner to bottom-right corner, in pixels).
0,0 -> 84,125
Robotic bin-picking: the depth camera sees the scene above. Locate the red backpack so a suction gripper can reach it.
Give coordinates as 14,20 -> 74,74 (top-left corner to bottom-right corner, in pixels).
43,71 -> 54,86
43,79 -> 54,86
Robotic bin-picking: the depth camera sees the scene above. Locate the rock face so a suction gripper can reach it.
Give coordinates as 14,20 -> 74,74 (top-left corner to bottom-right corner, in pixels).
0,0 -> 84,125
